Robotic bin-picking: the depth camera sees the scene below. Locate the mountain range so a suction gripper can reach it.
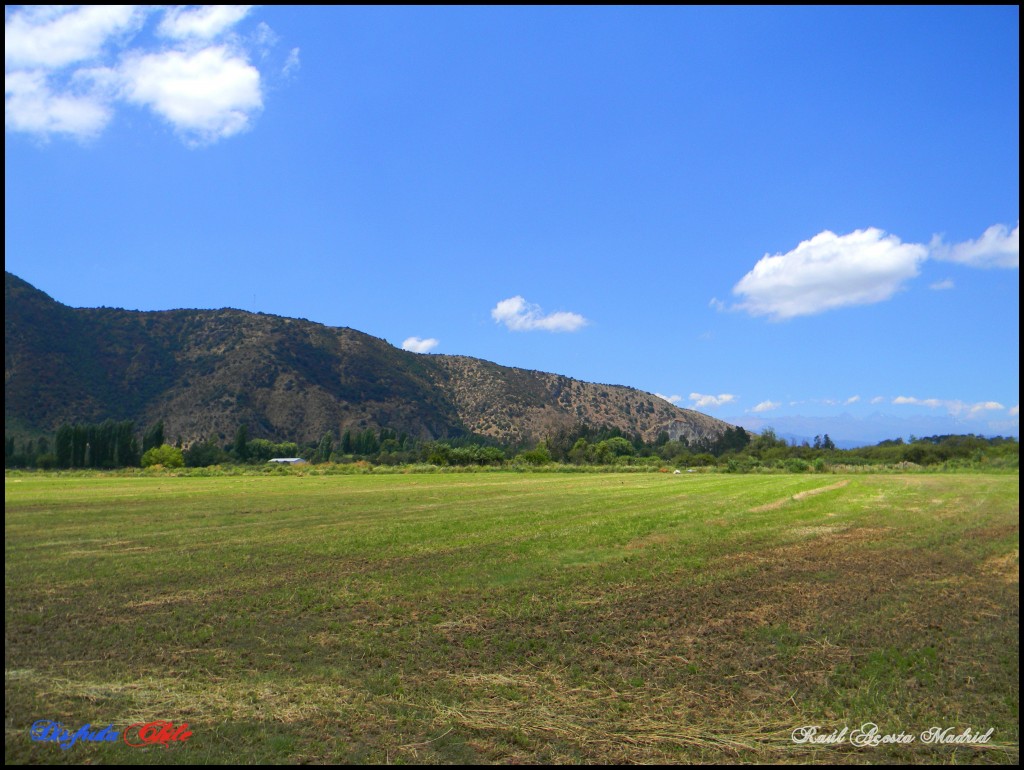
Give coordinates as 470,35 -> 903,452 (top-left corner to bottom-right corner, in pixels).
4,271 -> 736,447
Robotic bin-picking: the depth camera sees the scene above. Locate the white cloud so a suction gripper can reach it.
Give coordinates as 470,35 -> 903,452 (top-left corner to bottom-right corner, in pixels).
158,6 -> 253,41
870,396 -> 886,404
732,228 -> 927,320
5,5 -> 278,145
968,401 -> 1005,416
491,296 -> 588,333
655,393 -> 683,405
4,69 -> 110,137
728,221 -> 1018,321
931,222 -> 1019,269
119,46 -> 262,143
751,400 -> 780,413
282,47 -> 301,78
690,393 -> 736,409
1009,405 -> 1019,417
401,336 -> 439,354
893,396 -> 943,408
893,396 -> 1007,418
845,395 -> 860,405
5,5 -> 145,69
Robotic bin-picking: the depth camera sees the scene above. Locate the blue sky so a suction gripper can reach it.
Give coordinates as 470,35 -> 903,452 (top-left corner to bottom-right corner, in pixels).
5,6 -> 1019,445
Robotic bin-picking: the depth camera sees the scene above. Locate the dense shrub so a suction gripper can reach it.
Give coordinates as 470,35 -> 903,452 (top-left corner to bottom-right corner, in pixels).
142,444 -> 185,468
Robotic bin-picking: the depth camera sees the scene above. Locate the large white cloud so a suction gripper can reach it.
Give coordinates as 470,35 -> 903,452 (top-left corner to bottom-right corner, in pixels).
732,228 -> 927,320
729,221 -> 1018,321
491,296 -> 588,332
5,5 -> 276,145
119,46 -> 262,143
930,221 -> 1019,269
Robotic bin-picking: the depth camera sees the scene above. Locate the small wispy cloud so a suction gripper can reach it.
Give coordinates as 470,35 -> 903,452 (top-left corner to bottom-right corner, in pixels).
751,400 -> 780,413
969,401 -> 1006,415
491,296 -> 588,333
655,393 -> 683,405
929,278 -> 955,291
690,393 -> 736,409
845,395 -> 861,405
282,47 -> 301,78
157,6 -> 253,41
930,221 -> 1019,269
401,336 -> 439,354
5,5 -> 287,146
893,396 -> 943,408
892,396 -> 1007,417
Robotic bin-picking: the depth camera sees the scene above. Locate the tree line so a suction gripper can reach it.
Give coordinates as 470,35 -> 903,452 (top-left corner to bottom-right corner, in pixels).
4,420 -> 1018,471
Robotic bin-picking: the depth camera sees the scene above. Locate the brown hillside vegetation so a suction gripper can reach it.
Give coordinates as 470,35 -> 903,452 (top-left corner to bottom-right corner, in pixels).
5,272 -> 734,446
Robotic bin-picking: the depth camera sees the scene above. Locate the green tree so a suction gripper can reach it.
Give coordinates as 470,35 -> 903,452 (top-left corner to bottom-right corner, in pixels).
316,432 -> 334,463
516,443 -> 552,466
246,438 -> 276,463
72,424 -> 88,467
597,436 -> 634,458
184,438 -> 231,467
55,424 -> 74,468
234,424 -> 250,462
143,420 -> 165,453
568,438 -> 591,465
141,444 -> 185,468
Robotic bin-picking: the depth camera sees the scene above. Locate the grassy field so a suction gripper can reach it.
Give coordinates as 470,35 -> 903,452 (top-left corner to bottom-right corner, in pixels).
5,471 -> 1019,764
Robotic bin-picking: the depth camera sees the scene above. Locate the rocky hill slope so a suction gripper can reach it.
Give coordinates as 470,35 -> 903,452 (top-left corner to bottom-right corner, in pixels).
5,271 -> 735,446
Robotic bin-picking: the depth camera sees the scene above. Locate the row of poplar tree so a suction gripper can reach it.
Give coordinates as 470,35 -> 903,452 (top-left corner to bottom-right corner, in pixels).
5,420 -> 169,469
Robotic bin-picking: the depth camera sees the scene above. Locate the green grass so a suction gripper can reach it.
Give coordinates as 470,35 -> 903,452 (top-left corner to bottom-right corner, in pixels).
5,472 -> 1019,764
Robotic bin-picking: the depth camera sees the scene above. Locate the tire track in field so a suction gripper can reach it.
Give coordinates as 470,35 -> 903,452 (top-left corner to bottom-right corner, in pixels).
748,480 -> 849,512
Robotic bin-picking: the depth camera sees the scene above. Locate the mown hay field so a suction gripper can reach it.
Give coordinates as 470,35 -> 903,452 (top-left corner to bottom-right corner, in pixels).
5,471 -> 1019,764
